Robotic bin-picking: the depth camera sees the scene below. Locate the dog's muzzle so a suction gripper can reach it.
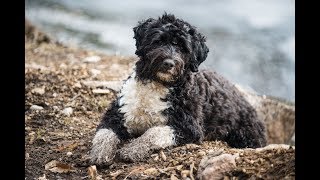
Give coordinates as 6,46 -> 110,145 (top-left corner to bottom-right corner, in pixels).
160,59 -> 175,72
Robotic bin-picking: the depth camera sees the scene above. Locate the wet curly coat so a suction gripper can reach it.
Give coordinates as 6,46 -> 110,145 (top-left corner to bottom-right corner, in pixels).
90,13 -> 267,165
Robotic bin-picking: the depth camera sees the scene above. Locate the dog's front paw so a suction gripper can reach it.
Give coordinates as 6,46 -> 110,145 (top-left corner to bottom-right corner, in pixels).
116,143 -> 151,162
90,129 -> 120,165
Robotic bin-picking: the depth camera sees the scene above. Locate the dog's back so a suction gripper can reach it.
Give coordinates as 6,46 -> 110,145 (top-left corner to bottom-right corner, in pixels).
193,69 -> 267,148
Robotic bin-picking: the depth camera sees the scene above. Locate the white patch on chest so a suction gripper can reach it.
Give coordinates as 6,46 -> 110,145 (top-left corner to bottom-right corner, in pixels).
118,73 -> 170,135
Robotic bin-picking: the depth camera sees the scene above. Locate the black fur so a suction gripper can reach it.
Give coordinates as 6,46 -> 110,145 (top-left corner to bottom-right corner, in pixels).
97,13 -> 266,149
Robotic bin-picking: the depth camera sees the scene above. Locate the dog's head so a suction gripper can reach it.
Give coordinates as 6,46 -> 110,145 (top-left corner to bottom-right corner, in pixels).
133,13 -> 209,85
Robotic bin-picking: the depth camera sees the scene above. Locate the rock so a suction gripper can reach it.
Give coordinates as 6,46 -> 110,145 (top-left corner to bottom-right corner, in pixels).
31,87 -> 45,95
236,84 -> 295,144
30,105 -> 44,110
66,152 -> 73,156
197,153 -> 238,180
37,174 -> 48,180
62,107 -> 73,116
90,69 -> 101,77
73,82 -> 82,88
83,56 -> 101,63
143,168 -> 158,175
53,106 -> 59,110
160,150 -> 167,161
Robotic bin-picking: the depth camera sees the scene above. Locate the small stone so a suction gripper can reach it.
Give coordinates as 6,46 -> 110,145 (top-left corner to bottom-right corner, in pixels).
83,56 -> 101,63
172,160 -> 179,166
160,150 -> 167,161
30,105 -> 44,110
66,152 -> 73,156
181,170 -> 190,178
74,82 -> 82,88
53,106 -> 59,110
90,69 -> 101,77
170,174 -> 179,180
37,174 -> 48,180
62,107 -> 73,116
59,63 -> 67,69
176,165 -> 183,171
197,153 -> 238,180
197,151 -> 206,157
52,93 -> 57,97
154,156 -> 159,161
31,87 -> 45,95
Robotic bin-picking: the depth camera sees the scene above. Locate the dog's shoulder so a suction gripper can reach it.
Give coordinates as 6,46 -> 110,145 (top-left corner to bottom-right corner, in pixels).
194,69 -> 231,87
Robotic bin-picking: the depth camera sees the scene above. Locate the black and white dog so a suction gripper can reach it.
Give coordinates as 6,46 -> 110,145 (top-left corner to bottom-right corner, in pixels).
90,13 -> 267,165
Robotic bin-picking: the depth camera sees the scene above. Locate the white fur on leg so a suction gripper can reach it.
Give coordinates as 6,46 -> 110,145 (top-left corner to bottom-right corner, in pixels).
117,126 -> 175,162
90,129 -> 120,165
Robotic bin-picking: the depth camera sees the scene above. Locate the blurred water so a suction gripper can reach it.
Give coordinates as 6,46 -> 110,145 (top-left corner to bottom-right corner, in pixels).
25,0 -> 295,102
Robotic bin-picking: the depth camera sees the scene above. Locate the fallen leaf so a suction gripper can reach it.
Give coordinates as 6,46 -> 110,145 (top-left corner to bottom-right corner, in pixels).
54,141 -> 78,152
45,160 -> 75,173
88,165 -> 98,180
92,89 -> 111,94
110,170 -> 123,180
143,168 -> 158,175
37,174 -> 48,180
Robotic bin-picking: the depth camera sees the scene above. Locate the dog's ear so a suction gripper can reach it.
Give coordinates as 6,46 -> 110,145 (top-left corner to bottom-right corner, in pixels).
190,33 -> 209,72
133,18 -> 154,56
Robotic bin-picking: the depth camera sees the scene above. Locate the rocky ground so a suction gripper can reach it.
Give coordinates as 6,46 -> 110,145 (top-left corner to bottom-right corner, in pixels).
25,20 -> 295,180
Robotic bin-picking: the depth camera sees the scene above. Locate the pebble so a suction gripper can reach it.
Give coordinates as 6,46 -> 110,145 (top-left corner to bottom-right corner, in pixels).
31,87 -> 45,95
197,151 -> 206,157
62,107 -> 73,116
90,69 -> 101,77
154,156 -> 159,161
73,82 -> 82,88
160,150 -> 167,161
83,55 -> 101,63
66,152 -> 73,156
30,105 -> 44,110
170,174 -> 179,180
176,165 -> 183,171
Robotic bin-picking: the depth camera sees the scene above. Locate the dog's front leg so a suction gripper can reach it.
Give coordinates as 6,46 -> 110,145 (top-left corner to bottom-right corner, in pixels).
117,126 -> 175,162
90,128 -> 120,165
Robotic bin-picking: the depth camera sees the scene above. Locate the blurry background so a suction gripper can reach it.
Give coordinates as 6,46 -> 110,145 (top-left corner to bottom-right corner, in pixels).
25,0 -> 295,102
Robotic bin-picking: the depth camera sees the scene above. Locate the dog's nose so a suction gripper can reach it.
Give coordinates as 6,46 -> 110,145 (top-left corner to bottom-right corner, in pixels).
162,59 -> 175,69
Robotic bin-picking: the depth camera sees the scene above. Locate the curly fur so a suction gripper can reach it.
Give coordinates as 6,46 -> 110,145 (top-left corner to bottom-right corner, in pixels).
90,13 -> 267,165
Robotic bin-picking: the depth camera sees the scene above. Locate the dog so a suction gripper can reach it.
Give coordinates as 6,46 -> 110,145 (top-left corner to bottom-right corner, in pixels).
90,13 -> 267,165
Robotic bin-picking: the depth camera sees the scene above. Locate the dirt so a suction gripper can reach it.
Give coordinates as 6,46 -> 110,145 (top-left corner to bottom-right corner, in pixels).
25,21 -> 295,180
